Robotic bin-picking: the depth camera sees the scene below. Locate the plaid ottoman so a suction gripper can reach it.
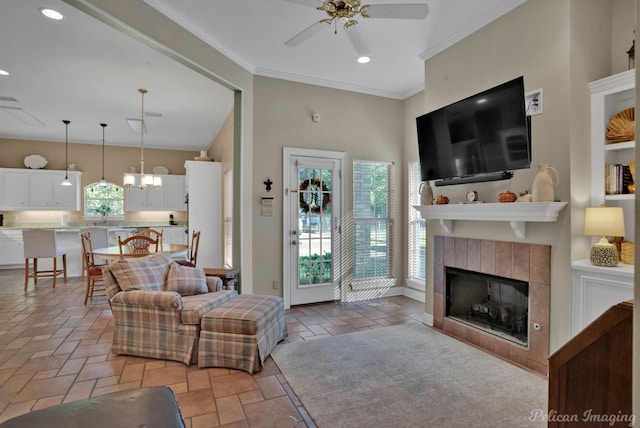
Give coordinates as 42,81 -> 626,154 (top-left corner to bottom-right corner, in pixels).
198,294 -> 287,373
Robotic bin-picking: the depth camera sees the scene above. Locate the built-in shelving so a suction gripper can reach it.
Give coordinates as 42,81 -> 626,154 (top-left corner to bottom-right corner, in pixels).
413,201 -> 567,239
589,69 -> 635,239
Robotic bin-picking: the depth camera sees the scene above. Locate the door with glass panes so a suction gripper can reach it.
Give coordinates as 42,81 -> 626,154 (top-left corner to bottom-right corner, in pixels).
287,153 -> 342,305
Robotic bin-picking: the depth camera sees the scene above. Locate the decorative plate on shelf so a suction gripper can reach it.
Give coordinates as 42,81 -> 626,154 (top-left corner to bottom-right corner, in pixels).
606,107 -> 635,143
24,154 -> 48,169
152,166 -> 169,175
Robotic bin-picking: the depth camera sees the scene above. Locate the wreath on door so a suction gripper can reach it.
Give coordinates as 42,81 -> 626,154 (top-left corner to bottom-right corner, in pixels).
299,177 -> 331,214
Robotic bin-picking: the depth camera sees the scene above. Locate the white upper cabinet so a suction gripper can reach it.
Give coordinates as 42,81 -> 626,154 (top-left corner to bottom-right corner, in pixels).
124,174 -> 186,212
0,168 -> 81,211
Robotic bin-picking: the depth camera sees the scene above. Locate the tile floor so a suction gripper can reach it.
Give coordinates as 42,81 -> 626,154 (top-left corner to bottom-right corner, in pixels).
0,269 -> 425,427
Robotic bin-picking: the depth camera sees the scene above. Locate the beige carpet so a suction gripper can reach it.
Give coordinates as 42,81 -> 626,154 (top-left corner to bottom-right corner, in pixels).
271,322 -> 547,428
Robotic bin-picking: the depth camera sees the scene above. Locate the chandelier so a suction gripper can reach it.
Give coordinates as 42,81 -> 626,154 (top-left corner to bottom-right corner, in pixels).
124,88 -> 161,189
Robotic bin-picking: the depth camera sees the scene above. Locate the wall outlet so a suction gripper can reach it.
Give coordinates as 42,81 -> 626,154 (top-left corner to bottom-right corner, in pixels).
272,279 -> 280,289
261,206 -> 274,217
525,88 -> 543,116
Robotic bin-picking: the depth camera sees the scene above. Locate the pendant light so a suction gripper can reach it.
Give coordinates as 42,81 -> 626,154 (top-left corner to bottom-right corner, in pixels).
61,120 -> 72,186
99,123 -> 107,186
124,88 -> 161,189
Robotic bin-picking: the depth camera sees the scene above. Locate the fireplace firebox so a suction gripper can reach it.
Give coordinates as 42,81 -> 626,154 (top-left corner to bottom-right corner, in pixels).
446,267 -> 528,346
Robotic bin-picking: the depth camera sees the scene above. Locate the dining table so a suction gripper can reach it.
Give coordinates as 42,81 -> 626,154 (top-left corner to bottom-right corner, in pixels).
92,243 -> 188,261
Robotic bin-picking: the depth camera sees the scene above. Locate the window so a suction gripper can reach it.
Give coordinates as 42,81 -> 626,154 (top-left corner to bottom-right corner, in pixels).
352,160 -> 395,288
408,161 -> 426,280
223,168 -> 233,268
84,182 -> 124,219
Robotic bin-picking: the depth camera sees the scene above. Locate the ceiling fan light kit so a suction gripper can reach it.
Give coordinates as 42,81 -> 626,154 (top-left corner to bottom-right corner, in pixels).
284,0 -> 429,63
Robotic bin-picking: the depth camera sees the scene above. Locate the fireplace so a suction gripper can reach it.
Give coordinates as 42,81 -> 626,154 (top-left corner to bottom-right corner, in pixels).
446,267 -> 528,346
433,236 -> 550,376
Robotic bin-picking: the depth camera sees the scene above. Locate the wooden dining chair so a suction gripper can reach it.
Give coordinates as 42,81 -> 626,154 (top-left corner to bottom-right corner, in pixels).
79,226 -> 108,278
80,232 -> 106,305
136,228 -> 163,251
118,235 -> 160,258
176,230 -> 200,267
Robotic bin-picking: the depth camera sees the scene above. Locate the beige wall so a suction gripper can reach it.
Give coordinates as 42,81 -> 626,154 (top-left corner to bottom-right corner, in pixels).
253,76 -> 403,296
416,0 -> 633,353
210,110 -> 234,174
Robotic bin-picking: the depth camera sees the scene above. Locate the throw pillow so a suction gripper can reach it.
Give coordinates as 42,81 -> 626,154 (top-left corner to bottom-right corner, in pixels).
165,262 -> 208,296
110,252 -> 172,292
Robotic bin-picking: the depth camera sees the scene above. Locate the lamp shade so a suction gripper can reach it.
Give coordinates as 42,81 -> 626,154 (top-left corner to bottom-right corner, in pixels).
584,206 -> 625,238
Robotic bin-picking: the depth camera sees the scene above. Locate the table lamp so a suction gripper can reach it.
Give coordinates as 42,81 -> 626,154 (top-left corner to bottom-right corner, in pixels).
584,206 -> 625,267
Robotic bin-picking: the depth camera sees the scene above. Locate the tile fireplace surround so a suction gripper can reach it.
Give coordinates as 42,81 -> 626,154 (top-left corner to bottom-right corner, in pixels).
433,236 -> 550,376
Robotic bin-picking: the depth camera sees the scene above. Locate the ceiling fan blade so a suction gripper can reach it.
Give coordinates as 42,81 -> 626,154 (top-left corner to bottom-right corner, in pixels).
363,3 -> 429,19
345,23 -> 372,58
285,21 -> 329,47
282,0 -> 324,8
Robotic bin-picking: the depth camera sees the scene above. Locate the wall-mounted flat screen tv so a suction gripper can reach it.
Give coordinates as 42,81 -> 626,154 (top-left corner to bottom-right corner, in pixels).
416,76 -> 531,186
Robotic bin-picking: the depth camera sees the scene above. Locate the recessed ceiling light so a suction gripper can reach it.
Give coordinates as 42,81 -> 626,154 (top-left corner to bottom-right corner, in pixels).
357,56 -> 371,64
0,70 -> 8,76
40,8 -> 64,20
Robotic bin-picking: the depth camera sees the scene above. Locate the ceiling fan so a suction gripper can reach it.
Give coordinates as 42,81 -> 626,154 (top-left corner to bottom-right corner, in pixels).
284,0 -> 429,62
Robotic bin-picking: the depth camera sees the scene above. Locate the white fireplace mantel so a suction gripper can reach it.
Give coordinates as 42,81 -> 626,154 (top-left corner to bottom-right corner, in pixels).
414,201 -> 568,239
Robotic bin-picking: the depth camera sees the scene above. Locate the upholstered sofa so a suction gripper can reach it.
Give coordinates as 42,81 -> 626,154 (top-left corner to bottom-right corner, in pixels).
102,252 -> 237,365
0,387 -> 185,428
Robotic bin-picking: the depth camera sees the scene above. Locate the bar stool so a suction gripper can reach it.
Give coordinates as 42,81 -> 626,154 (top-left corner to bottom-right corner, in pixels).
22,229 -> 67,290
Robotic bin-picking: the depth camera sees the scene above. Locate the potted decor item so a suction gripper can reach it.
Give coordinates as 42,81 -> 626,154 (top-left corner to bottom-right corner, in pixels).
532,164 -> 559,202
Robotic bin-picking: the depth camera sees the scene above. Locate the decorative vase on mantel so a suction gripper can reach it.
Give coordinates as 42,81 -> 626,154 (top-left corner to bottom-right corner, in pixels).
420,181 -> 433,205
531,164 -> 559,202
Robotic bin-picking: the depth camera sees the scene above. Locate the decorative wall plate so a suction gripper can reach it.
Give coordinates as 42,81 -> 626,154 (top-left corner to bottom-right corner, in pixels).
24,154 -> 48,169
606,107 -> 635,143
152,166 -> 169,174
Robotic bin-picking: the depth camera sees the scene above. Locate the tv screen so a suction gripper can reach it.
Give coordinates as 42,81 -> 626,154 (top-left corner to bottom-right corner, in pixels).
416,76 -> 531,185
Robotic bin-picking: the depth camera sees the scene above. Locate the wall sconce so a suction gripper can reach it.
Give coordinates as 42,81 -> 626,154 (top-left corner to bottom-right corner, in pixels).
584,205 -> 625,267
627,38 -> 635,70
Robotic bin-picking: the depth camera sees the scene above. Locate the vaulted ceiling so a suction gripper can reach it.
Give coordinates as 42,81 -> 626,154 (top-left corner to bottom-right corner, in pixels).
0,0 -> 526,151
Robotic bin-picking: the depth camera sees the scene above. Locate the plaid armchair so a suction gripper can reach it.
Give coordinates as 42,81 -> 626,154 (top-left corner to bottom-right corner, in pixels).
102,252 -> 237,365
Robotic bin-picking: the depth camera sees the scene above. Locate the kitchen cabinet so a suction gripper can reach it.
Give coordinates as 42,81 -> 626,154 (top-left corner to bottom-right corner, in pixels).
163,226 -> 188,245
0,230 -> 24,266
124,175 -> 186,211
185,161 -> 222,267
165,176 -> 187,210
0,168 -> 82,211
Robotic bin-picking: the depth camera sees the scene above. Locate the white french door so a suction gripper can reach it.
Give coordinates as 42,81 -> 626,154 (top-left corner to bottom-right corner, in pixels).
283,148 -> 345,307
